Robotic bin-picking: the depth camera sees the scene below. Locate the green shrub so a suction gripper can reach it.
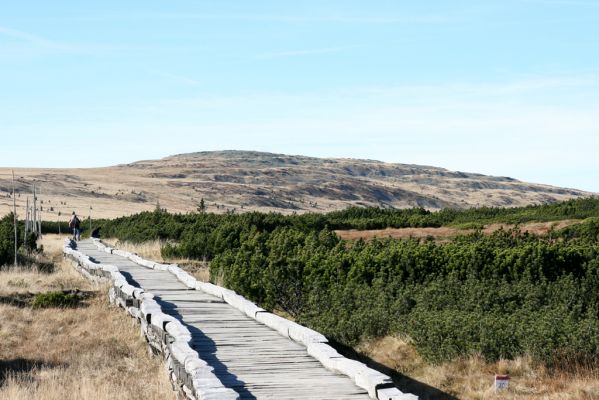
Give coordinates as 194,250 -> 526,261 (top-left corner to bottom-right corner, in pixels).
558,217 -> 599,242
0,213 -> 39,267
31,291 -> 81,308
211,228 -> 599,366
0,214 -> 17,266
94,197 -> 599,367
450,222 -> 485,230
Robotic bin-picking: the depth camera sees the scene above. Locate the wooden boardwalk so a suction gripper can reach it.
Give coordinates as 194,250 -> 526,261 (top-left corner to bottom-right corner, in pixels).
76,240 -> 371,400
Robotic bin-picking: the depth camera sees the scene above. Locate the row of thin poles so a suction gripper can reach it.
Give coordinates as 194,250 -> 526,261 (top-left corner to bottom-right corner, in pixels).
8,171 -> 94,267
23,184 -> 43,240
11,173 -> 43,267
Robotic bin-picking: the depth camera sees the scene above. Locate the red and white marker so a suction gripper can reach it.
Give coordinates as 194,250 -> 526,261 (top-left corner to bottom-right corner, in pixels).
495,374 -> 510,392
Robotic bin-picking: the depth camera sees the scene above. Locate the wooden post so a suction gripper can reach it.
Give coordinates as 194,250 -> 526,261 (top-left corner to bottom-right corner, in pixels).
24,197 -> 29,242
89,205 -> 92,235
32,185 -> 37,236
37,186 -> 40,239
11,170 -> 17,267
38,208 -> 42,239
38,187 -> 42,239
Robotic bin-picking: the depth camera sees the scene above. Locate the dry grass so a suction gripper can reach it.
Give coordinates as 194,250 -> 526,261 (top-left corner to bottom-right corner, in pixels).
336,226 -> 465,241
336,220 -> 581,242
0,234 -> 174,400
102,238 -> 210,282
482,220 -> 577,236
358,336 -> 599,400
0,236 -> 89,296
0,266 -> 86,296
104,239 -> 166,262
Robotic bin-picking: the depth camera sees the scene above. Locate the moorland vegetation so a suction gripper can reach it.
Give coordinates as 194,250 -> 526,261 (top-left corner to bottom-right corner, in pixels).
3,198 -> 598,369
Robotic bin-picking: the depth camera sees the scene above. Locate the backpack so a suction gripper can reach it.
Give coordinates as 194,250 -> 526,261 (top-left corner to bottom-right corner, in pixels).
70,216 -> 80,229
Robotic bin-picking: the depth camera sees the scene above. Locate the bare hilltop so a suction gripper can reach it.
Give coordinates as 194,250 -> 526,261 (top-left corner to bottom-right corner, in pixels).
0,150 -> 592,219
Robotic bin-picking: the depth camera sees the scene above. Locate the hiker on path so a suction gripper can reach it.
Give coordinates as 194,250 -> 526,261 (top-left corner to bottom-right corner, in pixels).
69,212 -> 81,241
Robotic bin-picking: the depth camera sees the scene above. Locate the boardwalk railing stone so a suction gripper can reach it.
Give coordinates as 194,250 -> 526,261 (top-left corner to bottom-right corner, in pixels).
64,238 -> 240,400
66,238 -> 418,400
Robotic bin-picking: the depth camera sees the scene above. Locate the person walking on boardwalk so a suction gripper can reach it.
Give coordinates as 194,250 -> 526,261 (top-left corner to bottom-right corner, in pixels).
69,211 -> 81,241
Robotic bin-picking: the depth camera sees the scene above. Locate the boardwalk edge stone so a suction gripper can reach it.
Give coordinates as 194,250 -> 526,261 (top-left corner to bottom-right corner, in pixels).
88,238 -> 419,400
64,238 -> 240,400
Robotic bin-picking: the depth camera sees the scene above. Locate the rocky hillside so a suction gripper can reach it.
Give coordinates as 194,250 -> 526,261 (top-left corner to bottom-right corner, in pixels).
0,150 -> 592,219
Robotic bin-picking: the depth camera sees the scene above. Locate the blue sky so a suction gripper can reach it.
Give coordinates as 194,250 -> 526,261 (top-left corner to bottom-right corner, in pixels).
1,1 -> 598,191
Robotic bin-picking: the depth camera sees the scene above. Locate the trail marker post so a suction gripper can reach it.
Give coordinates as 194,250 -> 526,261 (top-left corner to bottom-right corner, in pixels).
24,197 -> 29,241
495,374 -> 510,392
32,185 -> 37,236
38,187 -> 42,239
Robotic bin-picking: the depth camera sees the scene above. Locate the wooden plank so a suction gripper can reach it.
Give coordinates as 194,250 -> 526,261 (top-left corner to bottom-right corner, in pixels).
75,241 -> 372,399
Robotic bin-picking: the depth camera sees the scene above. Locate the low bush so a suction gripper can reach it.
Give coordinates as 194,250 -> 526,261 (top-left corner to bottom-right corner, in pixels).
211,227 -> 599,366
0,213 -> 38,268
96,197 -> 599,247
31,291 -> 81,308
92,197 -> 599,367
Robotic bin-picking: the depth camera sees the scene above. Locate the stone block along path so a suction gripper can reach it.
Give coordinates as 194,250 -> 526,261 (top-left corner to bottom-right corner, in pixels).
75,240 -> 371,400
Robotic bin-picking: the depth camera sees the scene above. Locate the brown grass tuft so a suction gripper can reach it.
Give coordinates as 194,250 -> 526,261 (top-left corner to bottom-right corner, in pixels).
103,238 -> 210,282
358,336 -> 599,400
0,234 -> 174,400
336,220 -> 581,242
0,238 -> 91,296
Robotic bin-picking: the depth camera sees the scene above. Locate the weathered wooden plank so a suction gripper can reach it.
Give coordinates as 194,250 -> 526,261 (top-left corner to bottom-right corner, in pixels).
75,241 -> 373,400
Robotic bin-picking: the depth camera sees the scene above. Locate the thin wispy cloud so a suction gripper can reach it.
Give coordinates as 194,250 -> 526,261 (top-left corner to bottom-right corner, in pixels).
151,71 -> 201,86
522,0 -> 599,6
0,25 -> 106,56
255,46 -> 356,59
349,73 -> 599,103
196,14 -> 451,24
18,13 -> 452,25
0,26 -> 71,50
138,72 -> 599,115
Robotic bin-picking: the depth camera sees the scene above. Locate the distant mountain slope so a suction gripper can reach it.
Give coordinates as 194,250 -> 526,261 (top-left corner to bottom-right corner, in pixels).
0,150 -> 592,219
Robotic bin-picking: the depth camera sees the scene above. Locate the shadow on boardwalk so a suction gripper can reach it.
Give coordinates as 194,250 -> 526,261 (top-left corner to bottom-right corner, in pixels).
119,270 -> 257,400
331,340 -> 459,400
158,297 -> 258,400
119,267 -> 451,400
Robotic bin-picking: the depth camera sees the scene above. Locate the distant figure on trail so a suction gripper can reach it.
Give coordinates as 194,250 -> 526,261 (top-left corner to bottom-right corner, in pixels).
69,212 -> 81,241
